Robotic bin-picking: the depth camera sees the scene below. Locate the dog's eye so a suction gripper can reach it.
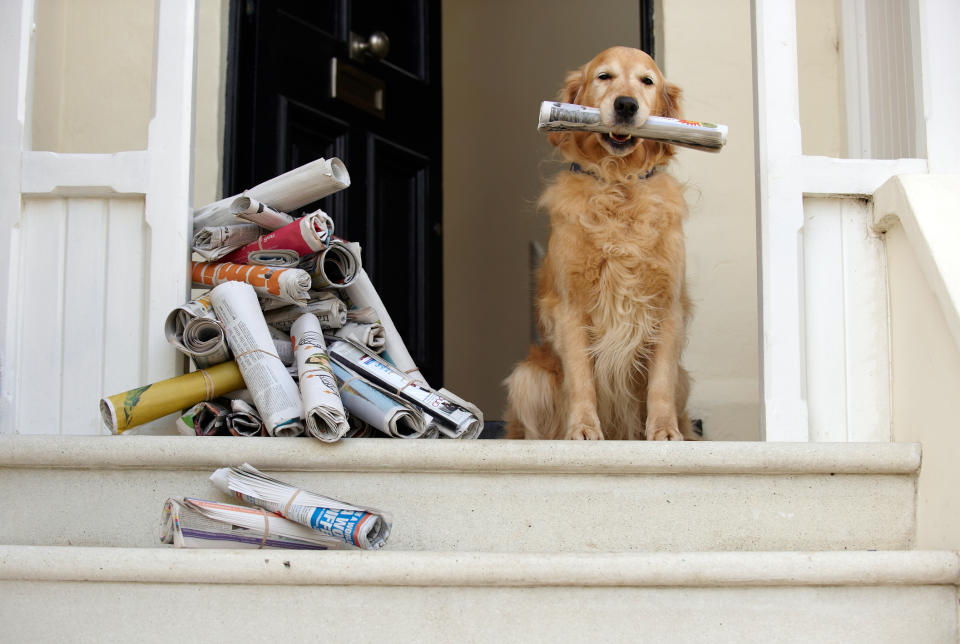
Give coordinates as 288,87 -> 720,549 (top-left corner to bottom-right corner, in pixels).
641,76 -> 655,86
597,72 -> 612,81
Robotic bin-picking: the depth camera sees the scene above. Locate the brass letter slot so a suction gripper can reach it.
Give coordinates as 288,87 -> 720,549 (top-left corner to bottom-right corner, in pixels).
330,58 -> 385,118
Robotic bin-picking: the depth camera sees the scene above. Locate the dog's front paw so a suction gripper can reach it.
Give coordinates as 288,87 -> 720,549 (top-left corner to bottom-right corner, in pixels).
565,412 -> 604,440
645,416 -> 684,441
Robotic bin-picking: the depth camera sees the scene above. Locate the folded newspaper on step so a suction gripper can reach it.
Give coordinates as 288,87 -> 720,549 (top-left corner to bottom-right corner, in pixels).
161,497 -> 337,549
210,464 -> 391,549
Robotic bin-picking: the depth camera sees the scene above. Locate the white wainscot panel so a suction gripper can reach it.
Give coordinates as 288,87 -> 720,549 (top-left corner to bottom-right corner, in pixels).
801,197 -> 891,442
14,197 -> 147,435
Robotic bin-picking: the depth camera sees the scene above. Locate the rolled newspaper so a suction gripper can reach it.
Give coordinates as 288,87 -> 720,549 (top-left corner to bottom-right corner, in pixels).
263,291 -> 348,332
267,325 -> 295,366
291,313 -> 350,442
164,294 -> 232,368
161,497 -> 335,550
224,399 -> 265,437
300,239 -> 363,290
230,196 -> 295,230
210,281 -> 305,437
328,338 -> 481,438
192,261 -> 312,307
331,361 -> 426,438
334,321 -> 386,354
210,464 -> 391,549
222,209 -> 335,266
192,222 -> 263,261
175,400 -> 229,436
537,101 -> 727,152
100,361 -> 245,434
193,157 -> 351,230
247,249 -> 301,267
344,269 -> 427,384
182,318 -> 230,368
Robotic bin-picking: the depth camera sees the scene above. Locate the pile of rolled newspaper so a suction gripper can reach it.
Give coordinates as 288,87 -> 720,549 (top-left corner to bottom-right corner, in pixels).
99,157 -> 484,441
162,463 -> 390,550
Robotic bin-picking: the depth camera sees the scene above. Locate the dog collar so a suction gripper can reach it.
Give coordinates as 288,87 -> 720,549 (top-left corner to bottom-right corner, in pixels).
569,163 -> 658,181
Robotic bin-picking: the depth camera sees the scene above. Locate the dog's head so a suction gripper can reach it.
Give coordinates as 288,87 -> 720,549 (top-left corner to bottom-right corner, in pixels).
549,47 -> 682,170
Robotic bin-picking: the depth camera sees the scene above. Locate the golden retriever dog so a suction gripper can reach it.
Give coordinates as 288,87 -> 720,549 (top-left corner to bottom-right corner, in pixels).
505,46 -> 696,441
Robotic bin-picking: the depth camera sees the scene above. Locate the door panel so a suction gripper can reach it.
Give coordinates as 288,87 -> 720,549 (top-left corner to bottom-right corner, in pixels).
225,0 -> 443,384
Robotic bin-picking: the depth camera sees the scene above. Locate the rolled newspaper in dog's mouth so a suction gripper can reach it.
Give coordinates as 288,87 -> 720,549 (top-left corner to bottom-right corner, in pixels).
537,101 -> 727,153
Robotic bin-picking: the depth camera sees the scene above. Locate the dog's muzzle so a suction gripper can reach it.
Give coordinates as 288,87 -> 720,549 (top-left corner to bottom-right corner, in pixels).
613,96 -> 639,122
608,96 -> 640,144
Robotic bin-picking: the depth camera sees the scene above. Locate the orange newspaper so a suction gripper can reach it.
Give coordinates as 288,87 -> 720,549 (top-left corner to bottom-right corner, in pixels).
191,261 -> 311,307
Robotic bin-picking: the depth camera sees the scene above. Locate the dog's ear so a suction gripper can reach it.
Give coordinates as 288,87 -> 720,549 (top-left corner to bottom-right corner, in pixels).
557,65 -> 586,105
660,80 -> 683,120
548,65 -> 586,146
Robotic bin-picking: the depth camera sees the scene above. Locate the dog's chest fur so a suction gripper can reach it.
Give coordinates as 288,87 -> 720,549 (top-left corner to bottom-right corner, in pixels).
548,173 -> 684,332
541,172 -> 687,426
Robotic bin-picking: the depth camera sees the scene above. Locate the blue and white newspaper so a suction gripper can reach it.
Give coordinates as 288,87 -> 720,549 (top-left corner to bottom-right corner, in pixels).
210,464 -> 391,549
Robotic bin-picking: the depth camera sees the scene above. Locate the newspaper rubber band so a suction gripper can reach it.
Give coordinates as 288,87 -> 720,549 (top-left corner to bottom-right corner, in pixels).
337,375 -> 366,393
257,508 -> 270,549
233,348 -> 283,363
199,369 -> 214,400
283,489 -> 304,517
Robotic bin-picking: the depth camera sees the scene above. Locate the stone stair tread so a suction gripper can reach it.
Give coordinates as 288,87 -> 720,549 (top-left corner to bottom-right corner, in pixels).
0,435 -> 922,474
0,435 -> 920,552
1,545 -> 957,587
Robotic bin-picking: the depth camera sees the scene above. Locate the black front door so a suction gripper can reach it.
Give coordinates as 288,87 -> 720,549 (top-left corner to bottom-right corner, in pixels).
224,0 -> 443,385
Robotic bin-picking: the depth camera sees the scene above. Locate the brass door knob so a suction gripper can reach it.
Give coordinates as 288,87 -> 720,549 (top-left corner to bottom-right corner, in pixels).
350,31 -> 390,61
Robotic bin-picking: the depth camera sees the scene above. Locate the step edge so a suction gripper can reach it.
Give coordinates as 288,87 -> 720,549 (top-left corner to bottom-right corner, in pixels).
1,547 -> 955,588
0,436 -> 922,475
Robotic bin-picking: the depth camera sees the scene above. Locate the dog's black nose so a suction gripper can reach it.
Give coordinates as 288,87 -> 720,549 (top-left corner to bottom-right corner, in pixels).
614,96 -> 639,120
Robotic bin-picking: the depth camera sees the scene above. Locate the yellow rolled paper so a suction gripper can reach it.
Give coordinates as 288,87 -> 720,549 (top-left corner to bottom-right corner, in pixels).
100,361 -> 245,434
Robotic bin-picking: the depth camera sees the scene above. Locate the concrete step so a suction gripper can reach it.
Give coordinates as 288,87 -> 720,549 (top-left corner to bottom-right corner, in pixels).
0,435 -> 919,552
1,547 -> 956,642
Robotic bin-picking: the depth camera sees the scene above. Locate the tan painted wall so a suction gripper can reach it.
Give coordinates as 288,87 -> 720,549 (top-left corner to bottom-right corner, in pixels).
31,0 -> 227,206
658,0 -> 760,440
796,0 -> 845,157
32,0 -> 155,153
885,213 -> 960,550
